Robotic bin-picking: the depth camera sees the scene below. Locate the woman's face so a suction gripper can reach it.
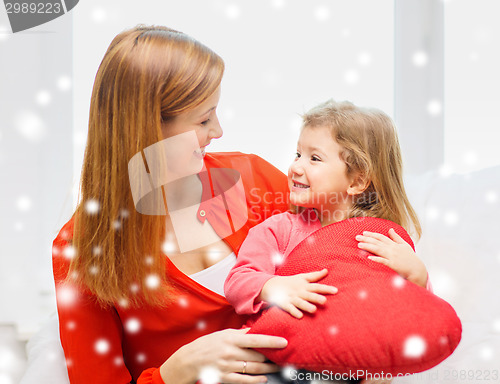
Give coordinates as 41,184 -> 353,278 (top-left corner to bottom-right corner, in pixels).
160,87 -> 222,178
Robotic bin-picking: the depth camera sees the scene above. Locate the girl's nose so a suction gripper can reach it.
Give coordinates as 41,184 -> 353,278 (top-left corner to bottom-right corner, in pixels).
289,158 -> 304,176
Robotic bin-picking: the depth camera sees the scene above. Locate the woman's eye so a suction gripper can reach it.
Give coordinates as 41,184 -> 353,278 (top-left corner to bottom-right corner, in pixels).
201,119 -> 210,126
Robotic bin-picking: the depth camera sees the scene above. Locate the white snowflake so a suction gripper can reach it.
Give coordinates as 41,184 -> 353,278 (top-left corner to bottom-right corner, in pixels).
271,0 -> 285,9
0,373 -> 13,384
113,356 -> 123,366
267,288 -> 287,307
0,25 -> 10,42
341,28 -> 351,38
57,286 -> 77,307
162,240 -> 176,254
403,335 -> 426,358
93,246 -> 102,256
145,274 -> 160,290
328,325 -> 339,335
314,6 -> 330,21
344,69 -> 360,84
225,4 -> 240,19
91,7 -> 107,23
412,51 -> 429,67
130,283 -> 140,294
427,99 -> 442,116
119,209 -> 130,218
271,252 -> 284,266
463,151 -> 478,166
52,245 -> 60,256
198,366 -> 221,384
281,365 -> 297,380
65,358 -> 73,367
66,321 -> 76,330
63,246 -> 76,260
35,90 -> 51,106
178,297 -> 189,308
94,339 -> 110,355
144,255 -> 154,265
136,353 -> 146,363
425,206 -> 440,221
438,164 -> 454,178
46,352 -> 57,361
492,318 -> 500,333
112,220 -> 122,230
125,318 -> 141,334
85,199 -> 100,215
57,75 -> 72,91
392,275 -> 406,288
15,111 -> 46,141
443,211 -> 459,226
118,298 -> 129,308
480,346 -> 494,360
16,196 -> 32,212
485,191 -> 498,204
358,290 -> 368,300
358,52 -> 372,66
89,265 -> 99,275
197,320 -> 207,331
289,115 -> 303,133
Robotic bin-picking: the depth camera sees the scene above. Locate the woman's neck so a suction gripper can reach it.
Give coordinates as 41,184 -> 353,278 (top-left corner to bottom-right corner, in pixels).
164,174 -> 203,213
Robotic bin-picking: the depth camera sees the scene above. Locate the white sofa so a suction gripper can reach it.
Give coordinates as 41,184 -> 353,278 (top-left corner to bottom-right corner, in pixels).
20,166 -> 500,383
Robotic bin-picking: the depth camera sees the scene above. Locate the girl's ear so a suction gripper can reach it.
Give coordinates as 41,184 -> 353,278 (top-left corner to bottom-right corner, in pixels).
347,172 -> 370,196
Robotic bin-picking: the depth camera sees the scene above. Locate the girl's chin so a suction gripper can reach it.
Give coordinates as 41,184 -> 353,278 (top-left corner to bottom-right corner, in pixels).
289,193 -> 312,208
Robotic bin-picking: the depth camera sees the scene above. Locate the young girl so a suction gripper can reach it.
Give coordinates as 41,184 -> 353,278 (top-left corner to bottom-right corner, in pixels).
224,99 -> 429,319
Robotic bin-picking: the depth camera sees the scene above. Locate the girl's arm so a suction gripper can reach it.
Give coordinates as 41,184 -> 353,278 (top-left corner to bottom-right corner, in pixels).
224,214 -> 337,317
355,228 -> 429,288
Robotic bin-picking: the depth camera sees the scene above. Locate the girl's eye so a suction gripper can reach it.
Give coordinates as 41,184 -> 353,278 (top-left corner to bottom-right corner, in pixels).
295,152 -> 301,159
311,155 -> 321,162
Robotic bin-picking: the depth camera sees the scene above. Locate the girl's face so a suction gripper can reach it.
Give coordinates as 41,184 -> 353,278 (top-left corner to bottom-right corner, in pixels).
288,125 -> 356,224
160,86 -> 222,178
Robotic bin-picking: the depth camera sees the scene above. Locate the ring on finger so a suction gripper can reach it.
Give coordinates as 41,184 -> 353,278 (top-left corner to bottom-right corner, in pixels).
242,361 -> 247,374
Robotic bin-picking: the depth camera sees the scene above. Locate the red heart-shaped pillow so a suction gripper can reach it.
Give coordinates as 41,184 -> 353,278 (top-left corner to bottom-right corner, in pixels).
247,217 -> 461,376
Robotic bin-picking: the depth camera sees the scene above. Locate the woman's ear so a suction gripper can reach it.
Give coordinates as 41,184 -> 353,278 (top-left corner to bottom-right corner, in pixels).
347,172 -> 370,196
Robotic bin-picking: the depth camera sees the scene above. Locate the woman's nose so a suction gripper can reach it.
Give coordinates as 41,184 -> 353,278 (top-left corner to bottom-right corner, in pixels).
209,115 -> 223,139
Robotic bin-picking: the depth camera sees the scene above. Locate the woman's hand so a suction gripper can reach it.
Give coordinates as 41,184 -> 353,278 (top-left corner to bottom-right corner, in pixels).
159,328 -> 287,384
258,269 -> 338,319
356,228 -> 428,288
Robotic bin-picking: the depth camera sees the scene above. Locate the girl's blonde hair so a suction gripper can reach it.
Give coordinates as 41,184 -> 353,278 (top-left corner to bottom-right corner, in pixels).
70,25 -> 224,307
301,99 -> 421,238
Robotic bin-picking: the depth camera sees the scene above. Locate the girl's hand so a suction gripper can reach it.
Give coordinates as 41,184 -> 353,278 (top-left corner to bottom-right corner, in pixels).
258,269 -> 338,319
356,228 -> 428,288
160,328 -> 287,384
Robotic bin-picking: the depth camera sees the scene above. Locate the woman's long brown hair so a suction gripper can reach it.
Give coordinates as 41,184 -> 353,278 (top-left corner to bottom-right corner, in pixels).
70,25 -> 224,307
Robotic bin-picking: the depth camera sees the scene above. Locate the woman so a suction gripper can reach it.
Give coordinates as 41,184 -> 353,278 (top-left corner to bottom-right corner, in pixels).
53,25 -> 291,384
